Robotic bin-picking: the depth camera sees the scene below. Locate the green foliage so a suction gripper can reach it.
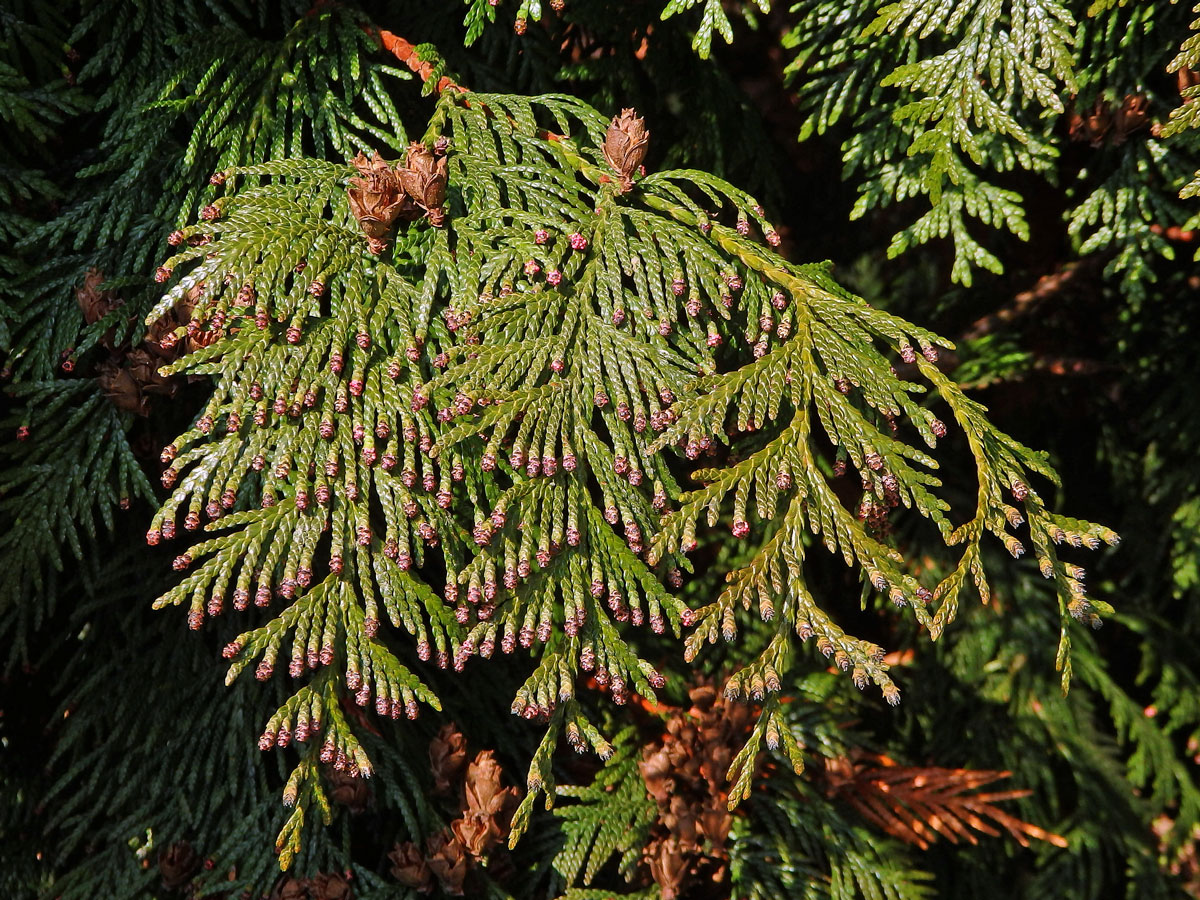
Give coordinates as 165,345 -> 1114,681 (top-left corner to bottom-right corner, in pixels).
0,380 -> 153,662
4,3 -> 1198,899
660,0 -> 770,58
785,0 -> 1072,284
0,0 -> 418,659
784,0 -> 1199,289
144,80 -> 1112,866
551,727 -> 656,889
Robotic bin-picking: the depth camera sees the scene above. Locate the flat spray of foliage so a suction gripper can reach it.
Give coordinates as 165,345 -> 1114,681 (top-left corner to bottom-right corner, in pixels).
145,85 -> 1115,864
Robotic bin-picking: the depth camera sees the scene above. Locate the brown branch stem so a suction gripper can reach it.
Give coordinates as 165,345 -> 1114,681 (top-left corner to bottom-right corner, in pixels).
367,26 -> 568,143
368,28 -> 466,96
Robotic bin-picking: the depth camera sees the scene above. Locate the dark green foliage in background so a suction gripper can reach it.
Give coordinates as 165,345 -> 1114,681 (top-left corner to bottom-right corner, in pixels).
2,2 -> 1199,899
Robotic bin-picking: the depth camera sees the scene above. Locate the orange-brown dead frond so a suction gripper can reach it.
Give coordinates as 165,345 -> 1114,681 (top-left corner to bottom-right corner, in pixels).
822,752 -> 1068,850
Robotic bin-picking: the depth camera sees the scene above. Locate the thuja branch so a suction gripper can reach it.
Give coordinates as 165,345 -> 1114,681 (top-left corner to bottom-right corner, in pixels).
144,75 -> 1117,858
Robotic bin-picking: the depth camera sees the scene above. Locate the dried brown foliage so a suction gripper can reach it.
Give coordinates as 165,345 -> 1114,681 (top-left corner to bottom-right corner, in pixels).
820,751 -> 1068,850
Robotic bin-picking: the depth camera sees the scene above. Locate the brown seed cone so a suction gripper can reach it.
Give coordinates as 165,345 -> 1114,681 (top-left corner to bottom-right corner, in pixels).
158,840 -> 201,891
698,806 -> 733,853
640,745 -> 673,803
429,723 -> 469,794
397,143 -> 448,225
76,268 -> 120,325
602,108 -> 649,192
1084,106 -> 1113,146
687,684 -> 718,711
185,326 -> 222,355
451,811 -> 506,858
462,750 -> 520,826
638,683 -> 752,898
646,836 -> 688,900
388,842 -> 433,892
663,793 -> 701,849
347,151 -> 409,239
125,348 -> 177,397
1112,93 -> 1150,144
97,359 -> 150,416
309,872 -> 352,900
269,876 -> 309,900
145,312 -> 182,360
1067,99 -> 1113,147
425,829 -> 469,896
327,767 -> 371,814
